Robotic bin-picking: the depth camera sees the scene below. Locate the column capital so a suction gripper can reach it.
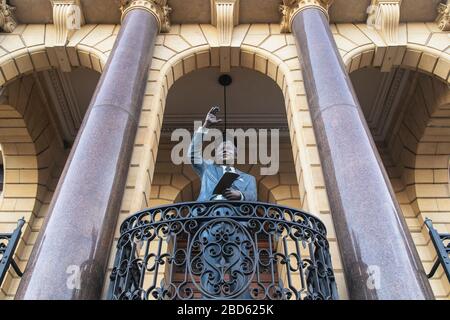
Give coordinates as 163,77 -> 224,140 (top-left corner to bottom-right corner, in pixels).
280,0 -> 334,33
120,0 -> 172,32
436,1 -> 450,31
0,1 -> 17,33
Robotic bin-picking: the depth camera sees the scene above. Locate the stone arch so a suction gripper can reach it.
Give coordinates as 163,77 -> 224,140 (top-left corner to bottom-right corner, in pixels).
0,23 -> 119,88
145,43 -> 320,215
343,43 -> 449,83
0,40 -> 106,222
0,44 -> 106,88
147,44 -> 306,208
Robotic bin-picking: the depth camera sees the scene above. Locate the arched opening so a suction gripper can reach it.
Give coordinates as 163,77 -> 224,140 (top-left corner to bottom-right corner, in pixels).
350,65 -> 450,299
152,66 -> 302,208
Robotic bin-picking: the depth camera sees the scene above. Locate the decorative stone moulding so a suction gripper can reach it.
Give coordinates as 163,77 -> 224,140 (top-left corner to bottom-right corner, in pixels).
211,0 -> 239,47
436,0 -> 450,31
366,0 -> 402,45
0,0 -> 17,33
51,0 -> 84,46
280,0 -> 334,33
121,0 -> 172,33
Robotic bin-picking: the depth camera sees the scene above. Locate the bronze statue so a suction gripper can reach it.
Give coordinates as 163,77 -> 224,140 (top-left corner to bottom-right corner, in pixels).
189,106 -> 257,201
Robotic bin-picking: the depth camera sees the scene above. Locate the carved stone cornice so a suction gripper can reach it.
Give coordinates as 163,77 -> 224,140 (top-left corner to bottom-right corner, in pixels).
436,1 -> 450,31
211,0 -> 239,47
0,1 -> 17,33
51,1 -> 84,46
366,0 -> 401,45
120,0 -> 172,33
280,0 -> 334,33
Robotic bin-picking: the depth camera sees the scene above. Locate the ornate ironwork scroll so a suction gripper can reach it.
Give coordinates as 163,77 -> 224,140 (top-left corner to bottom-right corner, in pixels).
0,218 -> 24,287
425,218 -> 450,282
108,201 -> 338,300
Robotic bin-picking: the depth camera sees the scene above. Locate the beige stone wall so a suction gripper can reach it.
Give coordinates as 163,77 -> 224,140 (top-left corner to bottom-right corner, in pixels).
0,21 -> 447,299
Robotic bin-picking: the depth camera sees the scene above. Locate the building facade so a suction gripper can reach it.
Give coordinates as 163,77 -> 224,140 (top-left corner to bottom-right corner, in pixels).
0,0 -> 449,300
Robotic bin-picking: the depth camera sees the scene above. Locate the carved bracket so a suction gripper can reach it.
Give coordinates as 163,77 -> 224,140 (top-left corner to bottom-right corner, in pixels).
51,0 -> 84,46
211,0 -> 239,47
0,0 -> 17,33
280,0 -> 334,33
436,0 -> 450,31
367,0 -> 402,45
121,0 -> 172,33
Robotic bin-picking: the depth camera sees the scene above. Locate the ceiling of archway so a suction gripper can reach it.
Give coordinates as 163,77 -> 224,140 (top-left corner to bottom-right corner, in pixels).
351,67 -> 416,143
34,68 -> 100,146
164,67 -> 289,137
9,0 -> 444,25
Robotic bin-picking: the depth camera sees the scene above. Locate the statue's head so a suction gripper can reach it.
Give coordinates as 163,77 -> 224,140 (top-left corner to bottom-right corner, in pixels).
216,139 -> 236,164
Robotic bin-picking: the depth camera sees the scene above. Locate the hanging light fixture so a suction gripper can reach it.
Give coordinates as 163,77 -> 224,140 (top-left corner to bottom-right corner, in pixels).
218,74 -> 232,139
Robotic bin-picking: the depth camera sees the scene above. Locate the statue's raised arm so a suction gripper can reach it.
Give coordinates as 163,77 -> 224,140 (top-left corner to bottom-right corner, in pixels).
188,106 -> 257,202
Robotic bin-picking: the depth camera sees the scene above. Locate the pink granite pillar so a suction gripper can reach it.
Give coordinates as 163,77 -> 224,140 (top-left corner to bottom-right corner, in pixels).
16,8 -> 158,299
291,8 -> 434,299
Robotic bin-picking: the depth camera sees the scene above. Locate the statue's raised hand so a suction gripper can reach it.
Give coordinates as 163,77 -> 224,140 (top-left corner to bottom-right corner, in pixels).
203,106 -> 222,128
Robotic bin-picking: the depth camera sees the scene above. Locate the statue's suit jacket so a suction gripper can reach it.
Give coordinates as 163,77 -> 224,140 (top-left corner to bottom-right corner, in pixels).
189,128 -> 257,201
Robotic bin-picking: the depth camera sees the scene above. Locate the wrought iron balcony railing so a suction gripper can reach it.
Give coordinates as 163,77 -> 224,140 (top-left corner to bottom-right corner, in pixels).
108,201 -> 338,300
425,218 -> 450,282
0,218 -> 24,288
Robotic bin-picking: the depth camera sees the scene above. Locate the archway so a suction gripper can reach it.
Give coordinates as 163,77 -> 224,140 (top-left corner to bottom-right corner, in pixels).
150,66 -> 302,207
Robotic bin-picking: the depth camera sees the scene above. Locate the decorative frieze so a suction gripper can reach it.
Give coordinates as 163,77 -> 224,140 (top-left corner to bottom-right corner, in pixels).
51,0 -> 83,46
121,0 -> 172,33
280,0 -> 334,33
211,0 -> 239,47
0,1 -> 17,33
436,0 -> 450,31
366,0 -> 401,45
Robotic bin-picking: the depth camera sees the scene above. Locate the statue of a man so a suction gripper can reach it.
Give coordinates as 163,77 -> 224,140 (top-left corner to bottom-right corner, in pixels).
189,106 -> 257,202
188,107 -> 257,299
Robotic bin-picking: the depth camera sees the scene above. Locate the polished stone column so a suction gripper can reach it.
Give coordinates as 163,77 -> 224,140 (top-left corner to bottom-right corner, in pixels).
290,6 -> 434,299
16,4 -> 161,300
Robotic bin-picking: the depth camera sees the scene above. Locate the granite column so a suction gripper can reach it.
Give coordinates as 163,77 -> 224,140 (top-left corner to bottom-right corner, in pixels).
16,1 -> 163,299
288,2 -> 434,299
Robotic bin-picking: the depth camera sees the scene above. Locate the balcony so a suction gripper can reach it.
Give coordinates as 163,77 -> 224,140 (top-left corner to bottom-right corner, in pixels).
108,201 -> 338,300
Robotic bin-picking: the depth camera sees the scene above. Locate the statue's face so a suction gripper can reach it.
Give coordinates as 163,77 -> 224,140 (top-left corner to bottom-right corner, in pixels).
216,140 -> 236,164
